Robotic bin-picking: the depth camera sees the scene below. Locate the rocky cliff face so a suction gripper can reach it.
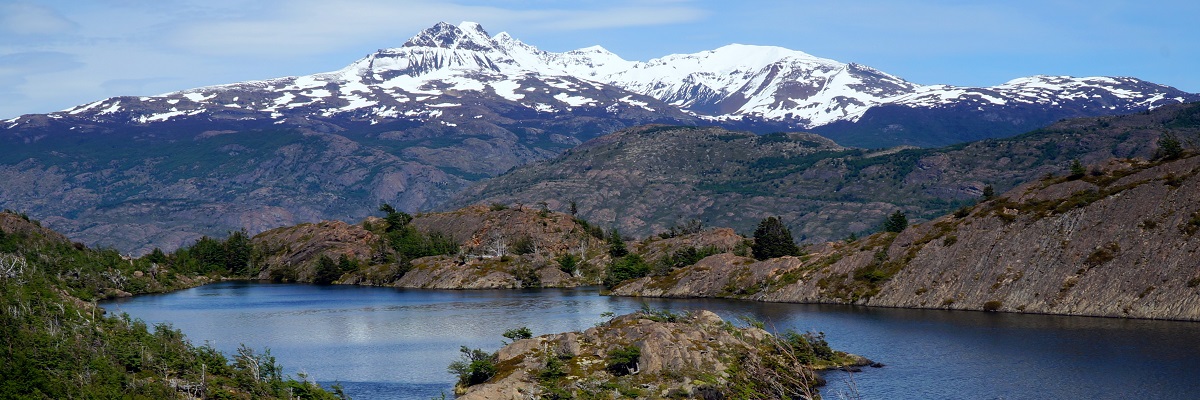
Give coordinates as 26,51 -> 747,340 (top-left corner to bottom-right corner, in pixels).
613,154 -> 1200,321
457,310 -> 867,400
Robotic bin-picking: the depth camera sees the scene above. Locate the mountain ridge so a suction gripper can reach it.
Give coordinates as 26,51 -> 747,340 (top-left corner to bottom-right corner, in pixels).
6,21 -> 1195,146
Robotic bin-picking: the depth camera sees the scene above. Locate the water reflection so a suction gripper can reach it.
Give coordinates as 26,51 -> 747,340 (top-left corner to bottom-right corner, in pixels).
102,282 -> 1200,400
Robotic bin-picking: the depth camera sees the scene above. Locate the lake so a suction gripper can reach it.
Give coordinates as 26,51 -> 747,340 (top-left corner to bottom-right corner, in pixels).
101,282 -> 1200,399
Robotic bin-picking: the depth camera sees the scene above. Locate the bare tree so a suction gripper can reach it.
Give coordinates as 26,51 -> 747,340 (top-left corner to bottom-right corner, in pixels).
0,253 -> 27,280
102,269 -> 127,289
485,230 -> 508,258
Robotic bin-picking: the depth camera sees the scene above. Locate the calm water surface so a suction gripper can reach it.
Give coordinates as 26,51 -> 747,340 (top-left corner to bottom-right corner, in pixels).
102,282 -> 1200,399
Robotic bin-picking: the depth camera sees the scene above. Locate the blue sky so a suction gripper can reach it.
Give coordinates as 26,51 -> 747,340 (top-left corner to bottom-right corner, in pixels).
2,0 -> 1197,119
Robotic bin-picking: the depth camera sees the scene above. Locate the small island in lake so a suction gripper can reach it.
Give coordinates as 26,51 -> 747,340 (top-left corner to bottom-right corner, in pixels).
450,308 -> 871,399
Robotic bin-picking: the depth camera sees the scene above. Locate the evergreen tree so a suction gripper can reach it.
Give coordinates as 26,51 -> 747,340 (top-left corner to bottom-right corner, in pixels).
379,203 -> 412,232
223,230 -> 252,276
883,211 -> 908,233
1157,134 -> 1184,160
607,229 -> 628,258
751,217 -> 800,260
1068,159 -> 1086,179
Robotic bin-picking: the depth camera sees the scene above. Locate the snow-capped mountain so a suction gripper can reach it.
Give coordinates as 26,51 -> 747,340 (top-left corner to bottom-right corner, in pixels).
7,21 -> 1194,141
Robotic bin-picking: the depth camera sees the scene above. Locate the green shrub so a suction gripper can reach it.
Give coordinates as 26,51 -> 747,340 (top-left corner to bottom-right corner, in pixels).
779,330 -> 837,365
447,346 -> 497,386
513,265 -> 541,288
603,254 -> 649,289
537,352 -> 567,382
653,246 -> 722,275
658,219 -> 704,239
502,327 -> 533,343
556,253 -> 580,275
1181,212 -> 1200,235
1084,243 -> 1120,267
983,300 -> 1004,312
953,207 -> 971,218
638,304 -> 684,322
312,255 -> 360,285
511,236 -> 536,255
606,345 -> 641,376
1164,173 -> 1185,188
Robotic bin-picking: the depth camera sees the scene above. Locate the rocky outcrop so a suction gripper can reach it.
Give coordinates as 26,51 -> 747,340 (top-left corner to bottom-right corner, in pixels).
384,254 -> 580,289
632,227 -> 746,265
250,220 -> 388,282
457,310 -> 867,400
613,154 -> 1200,321
0,211 -> 73,247
410,204 -> 603,258
250,205 -> 609,289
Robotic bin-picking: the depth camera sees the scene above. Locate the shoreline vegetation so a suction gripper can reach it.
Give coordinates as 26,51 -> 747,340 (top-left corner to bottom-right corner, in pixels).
0,211 -> 344,399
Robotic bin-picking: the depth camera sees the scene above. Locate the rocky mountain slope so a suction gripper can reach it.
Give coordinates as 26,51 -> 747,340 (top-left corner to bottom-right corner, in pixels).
2,21 -> 1195,254
456,309 -> 868,399
611,153 -> 1200,321
457,102 -> 1200,243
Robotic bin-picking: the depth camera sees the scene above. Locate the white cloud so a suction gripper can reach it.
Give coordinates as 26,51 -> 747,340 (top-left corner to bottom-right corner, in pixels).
0,3 -> 77,37
163,0 -> 708,57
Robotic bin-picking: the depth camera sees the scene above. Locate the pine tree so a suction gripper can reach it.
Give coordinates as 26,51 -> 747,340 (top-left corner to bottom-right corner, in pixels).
607,229 -> 628,258
751,217 -> 800,260
1157,134 -> 1184,160
1068,159 -> 1086,179
883,211 -> 908,233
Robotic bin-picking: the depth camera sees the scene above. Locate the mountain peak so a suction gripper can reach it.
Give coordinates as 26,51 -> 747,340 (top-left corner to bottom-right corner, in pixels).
568,45 -> 615,55
402,21 -> 496,51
